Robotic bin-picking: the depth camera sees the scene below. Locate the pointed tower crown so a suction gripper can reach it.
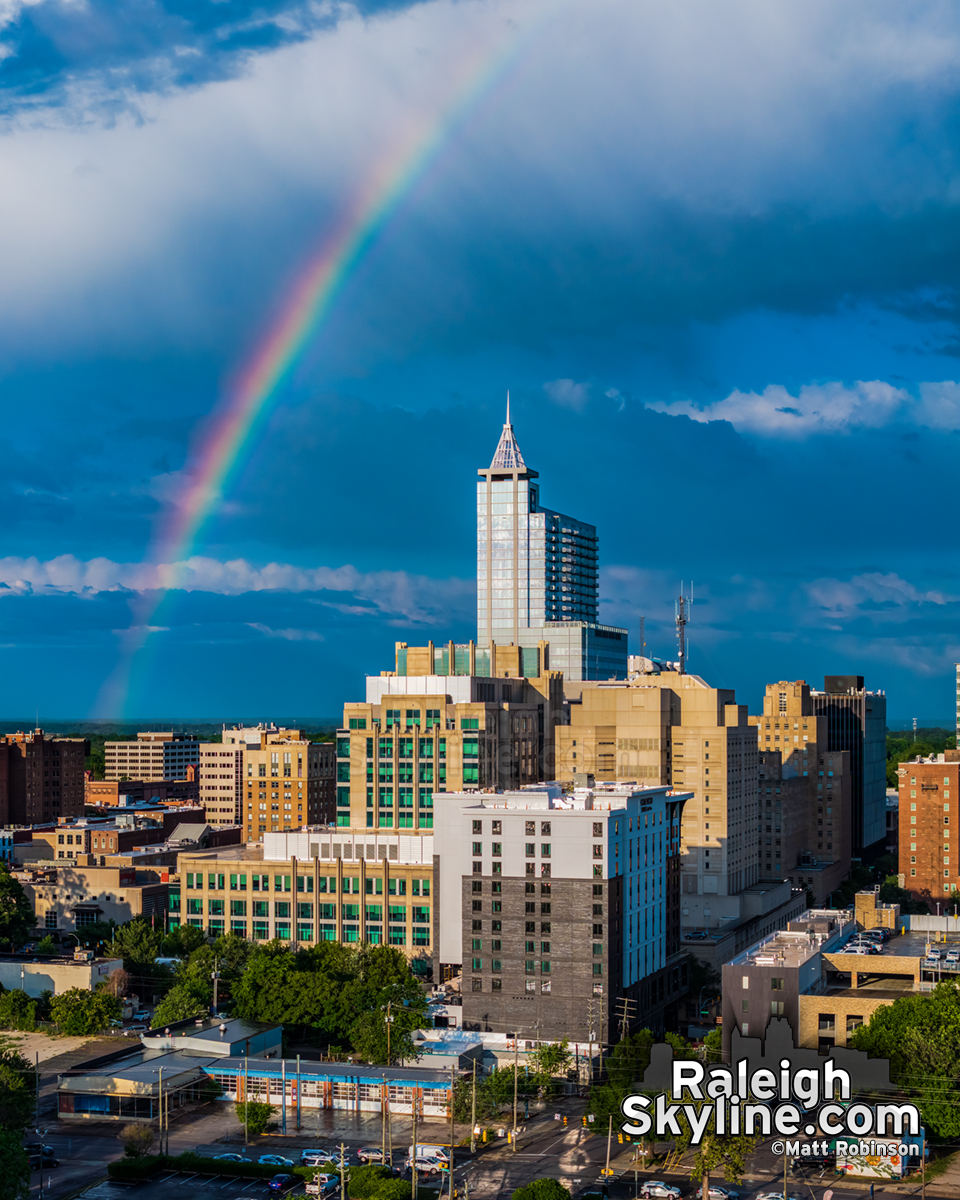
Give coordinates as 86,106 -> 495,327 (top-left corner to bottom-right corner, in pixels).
490,392 -> 526,470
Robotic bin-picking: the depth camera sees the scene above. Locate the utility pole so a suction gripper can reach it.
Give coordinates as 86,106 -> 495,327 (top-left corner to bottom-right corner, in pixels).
412,1087 -> 419,1200
381,1075 -> 387,1167
385,1001 -> 393,1066
512,1033 -> 519,1153
448,1064 -> 456,1200
470,1058 -> 477,1156
339,1143 -> 347,1200
604,1115 -> 613,1181
615,997 -> 636,1042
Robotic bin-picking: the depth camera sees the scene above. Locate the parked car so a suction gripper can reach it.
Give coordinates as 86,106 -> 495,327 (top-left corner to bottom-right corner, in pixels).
267,1174 -> 300,1193
574,1187 -> 610,1200
357,1147 -> 393,1165
123,1023 -> 148,1035
686,931 -> 708,940
697,1187 -> 739,1200
214,1153 -> 250,1162
947,950 -> 960,963
301,1150 -> 340,1166
259,1155 -> 294,1167
305,1177 -> 341,1197
26,1147 -> 59,1170
404,1155 -> 448,1176
639,1183 -> 682,1199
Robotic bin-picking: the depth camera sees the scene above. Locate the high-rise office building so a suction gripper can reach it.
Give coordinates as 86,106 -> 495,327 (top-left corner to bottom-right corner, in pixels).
477,402 -> 628,681
810,676 -> 887,854
748,681 -> 852,904
433,782 -> 690,1039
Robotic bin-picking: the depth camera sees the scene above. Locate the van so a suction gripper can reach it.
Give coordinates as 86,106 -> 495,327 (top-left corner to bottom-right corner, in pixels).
407,1145 -> 450,1164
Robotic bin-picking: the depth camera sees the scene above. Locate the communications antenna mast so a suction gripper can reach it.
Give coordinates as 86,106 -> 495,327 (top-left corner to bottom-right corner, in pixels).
676,583 -> 692,675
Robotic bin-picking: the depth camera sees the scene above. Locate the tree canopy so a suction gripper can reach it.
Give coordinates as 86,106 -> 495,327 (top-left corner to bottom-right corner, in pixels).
51,987 -> 121,1035
0,866 -> 35,949
851,979 -> 960,1140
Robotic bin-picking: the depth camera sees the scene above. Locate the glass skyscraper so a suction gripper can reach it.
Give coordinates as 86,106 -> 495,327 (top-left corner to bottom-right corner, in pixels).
477,402 -> 627,681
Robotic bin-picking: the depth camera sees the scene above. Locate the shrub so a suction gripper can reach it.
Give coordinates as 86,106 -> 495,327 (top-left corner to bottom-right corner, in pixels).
234,1099 -> 275,1136
120,1123 -> 155,1159
511,1181 -> 571,1200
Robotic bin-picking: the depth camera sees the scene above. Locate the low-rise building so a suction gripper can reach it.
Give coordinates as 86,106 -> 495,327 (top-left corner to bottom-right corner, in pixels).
104,732 -> 200,783
0,952 -> 123,996
721,891 -> 951,1058
173,829 -> 434,960
85,776 -> 199,807
15,861 -> 168,934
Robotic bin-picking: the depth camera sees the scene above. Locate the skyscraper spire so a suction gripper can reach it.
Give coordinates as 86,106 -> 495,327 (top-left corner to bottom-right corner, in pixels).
490,391 -> 526,469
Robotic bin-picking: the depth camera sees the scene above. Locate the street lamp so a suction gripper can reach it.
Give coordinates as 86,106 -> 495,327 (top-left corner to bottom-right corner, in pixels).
35,1127 -> 50,1200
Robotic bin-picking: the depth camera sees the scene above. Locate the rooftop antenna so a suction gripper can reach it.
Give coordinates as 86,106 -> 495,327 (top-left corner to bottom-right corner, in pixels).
639,615 -> 645,665
676,583 -> 692,676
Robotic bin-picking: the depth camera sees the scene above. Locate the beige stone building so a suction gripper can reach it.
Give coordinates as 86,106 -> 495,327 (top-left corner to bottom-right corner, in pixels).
14,861 -> 168,934
748,681 -> 852,904
198,743 -> 243,826
234,724 -> 333,840
174,829 -> 434,961
559,673 -> 758,888
104,732 -> 199,782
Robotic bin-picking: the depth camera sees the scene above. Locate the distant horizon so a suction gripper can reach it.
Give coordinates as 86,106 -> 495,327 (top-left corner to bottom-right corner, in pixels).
2,714 -> 952,731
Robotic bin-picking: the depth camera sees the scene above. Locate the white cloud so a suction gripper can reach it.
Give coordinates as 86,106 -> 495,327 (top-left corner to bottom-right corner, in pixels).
544,378 -> 590,411
0,553 -> 474,625
646,380 -> 911,437
246,623 -> 324,641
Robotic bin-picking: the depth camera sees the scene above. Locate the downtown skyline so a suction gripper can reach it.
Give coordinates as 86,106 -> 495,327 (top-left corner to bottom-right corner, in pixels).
1,0 -> 960,717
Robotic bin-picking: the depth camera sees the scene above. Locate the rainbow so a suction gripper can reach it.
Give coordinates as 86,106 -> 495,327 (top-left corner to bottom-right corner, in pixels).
93,13 -> 536,718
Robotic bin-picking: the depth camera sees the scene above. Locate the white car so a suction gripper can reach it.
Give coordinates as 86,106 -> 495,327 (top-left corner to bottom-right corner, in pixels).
258,1155 -> 294,1167
639,1184 -> 682,1199
300,1150 -> 339,1166
697,1188 -> 740,1200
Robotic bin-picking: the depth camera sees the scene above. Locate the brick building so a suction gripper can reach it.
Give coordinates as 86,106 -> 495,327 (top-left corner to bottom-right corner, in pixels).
898,754 -> 960,902
85,775 -> 199,807
1,730 -> 88,824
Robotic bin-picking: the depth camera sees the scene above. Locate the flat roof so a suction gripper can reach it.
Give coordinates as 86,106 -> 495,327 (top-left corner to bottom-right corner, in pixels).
143,1016 -> 278,1043
214,1057 -> 454,1087
728,909 -> 854,968
59,1050 -> 215,1091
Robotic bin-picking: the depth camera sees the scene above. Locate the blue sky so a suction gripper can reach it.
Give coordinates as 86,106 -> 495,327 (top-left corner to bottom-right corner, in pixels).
2,0 -> 960,720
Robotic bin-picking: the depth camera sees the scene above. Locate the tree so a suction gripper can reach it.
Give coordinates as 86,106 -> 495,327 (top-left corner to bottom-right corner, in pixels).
702,1029 -> 723,1063
346,1164 -> 397,1197
851,979 -> 960,1140
0,989 -> 36,1031
162,924 -> 206,957
0,1130 -> 28,1200
50,987 -> 121,1035
72,919 -> 117,950
0,866 -> 34,949
234,1100 -> 275,1135
109,918 -> 165,969
0,1049 -> 36,1133
878,874 -> 929,915
36,935 -> 57,955
151,983 -> 209,1028
120,1123 -> 155,1159
587,1028 -> 658,1131
527,1039 -> 573,1080
105,967 -> 131,997
511,1181 -> 570,1200
676,1098 -> 762,1200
